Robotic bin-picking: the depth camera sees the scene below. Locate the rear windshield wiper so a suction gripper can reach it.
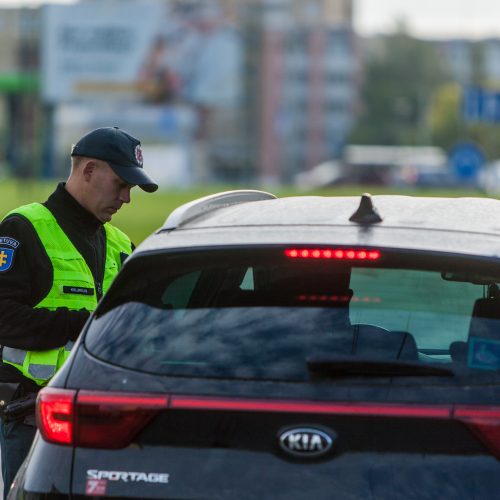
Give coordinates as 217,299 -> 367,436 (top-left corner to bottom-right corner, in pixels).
306,357 -> 454,377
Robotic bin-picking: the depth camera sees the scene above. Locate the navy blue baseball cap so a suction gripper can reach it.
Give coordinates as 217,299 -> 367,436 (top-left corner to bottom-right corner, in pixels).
71,126 -> 158,193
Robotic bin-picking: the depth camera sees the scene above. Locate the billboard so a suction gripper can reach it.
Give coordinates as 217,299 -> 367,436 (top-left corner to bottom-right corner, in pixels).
41,1 -> 163,104
41,0 -> 242,108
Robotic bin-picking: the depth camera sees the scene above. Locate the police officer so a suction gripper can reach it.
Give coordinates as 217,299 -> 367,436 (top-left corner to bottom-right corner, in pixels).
0,126 -> 158,497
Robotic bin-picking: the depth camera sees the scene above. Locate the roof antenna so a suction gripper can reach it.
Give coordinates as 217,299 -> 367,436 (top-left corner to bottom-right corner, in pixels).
349,193 -> 382,224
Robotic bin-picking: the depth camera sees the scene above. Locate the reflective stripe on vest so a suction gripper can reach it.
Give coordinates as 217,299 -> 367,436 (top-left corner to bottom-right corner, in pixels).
3,340 -> 74,381
2,203 -> 131,386
2,347 -> 26,365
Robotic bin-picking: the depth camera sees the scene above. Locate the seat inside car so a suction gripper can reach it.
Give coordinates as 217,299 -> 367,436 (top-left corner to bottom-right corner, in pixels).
350,325 -> 418,361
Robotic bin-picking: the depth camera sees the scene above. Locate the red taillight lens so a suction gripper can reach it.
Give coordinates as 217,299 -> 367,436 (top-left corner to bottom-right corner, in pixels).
285,248 -> 381,260
455,406 -> 500,459
75,391 -> 169,449
37,388 -> 76,445
36,389 -> 169,449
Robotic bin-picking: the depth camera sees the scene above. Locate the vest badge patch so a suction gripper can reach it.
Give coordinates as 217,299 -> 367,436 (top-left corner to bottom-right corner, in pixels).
0,237 -> 19,273
62,286 -> 95,296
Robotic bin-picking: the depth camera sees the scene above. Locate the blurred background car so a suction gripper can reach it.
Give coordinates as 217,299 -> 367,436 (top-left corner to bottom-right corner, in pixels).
480,160 -> 500,195
396,164 -> 463,188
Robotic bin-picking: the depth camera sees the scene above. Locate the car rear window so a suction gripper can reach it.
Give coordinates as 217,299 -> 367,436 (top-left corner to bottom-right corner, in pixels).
85,248 -> 500,380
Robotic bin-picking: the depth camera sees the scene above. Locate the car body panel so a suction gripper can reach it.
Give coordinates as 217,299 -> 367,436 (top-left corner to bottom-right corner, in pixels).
136,226 -> 500,259
132,196 -> 500,258
12,435 -> 73,496
64,348 -> 500,405
70,448 -> 500,500
159,196 -> 500,233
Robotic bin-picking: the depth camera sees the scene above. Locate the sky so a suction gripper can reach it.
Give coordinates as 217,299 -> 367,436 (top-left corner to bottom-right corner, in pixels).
0,0 -> 500,40
356,0 -> 500,39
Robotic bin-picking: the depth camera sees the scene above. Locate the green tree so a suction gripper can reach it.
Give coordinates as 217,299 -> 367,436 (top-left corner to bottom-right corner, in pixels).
350,27 -> 449,146
429,83 -> 500,160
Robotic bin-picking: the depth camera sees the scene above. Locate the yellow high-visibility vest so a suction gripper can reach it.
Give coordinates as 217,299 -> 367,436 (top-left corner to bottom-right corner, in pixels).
2,203 -> 131,385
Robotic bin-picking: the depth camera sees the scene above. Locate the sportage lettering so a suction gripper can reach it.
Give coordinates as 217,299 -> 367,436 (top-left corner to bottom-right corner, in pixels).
86,469 -> 169,483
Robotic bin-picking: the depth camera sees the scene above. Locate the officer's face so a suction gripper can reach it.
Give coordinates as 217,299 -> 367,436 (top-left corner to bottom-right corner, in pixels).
87,162 -> 134,223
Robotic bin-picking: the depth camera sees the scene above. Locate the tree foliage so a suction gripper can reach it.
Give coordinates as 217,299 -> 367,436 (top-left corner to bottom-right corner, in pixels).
350,28 -> 450,146
429,83 -> 500,160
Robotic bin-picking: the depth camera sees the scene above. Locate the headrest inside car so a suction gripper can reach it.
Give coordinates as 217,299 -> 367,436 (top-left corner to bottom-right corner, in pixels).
468,297 -> 500,341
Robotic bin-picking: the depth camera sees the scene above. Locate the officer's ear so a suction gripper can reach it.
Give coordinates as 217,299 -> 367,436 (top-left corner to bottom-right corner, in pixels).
81,160 -> 97,182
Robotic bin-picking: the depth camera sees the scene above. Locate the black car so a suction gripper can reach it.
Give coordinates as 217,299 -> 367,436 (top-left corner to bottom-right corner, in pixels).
10,191 -> 500,499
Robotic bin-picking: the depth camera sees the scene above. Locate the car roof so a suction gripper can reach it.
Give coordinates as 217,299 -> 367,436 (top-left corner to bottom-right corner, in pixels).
134,191 -> 500,259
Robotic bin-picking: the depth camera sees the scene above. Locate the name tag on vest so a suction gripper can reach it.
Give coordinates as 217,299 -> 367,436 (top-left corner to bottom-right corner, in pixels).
62,286 -> 95,296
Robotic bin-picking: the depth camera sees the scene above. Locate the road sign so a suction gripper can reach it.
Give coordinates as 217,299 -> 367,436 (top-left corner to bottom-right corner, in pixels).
462,86 -> 500,123
448,142 -> 485,182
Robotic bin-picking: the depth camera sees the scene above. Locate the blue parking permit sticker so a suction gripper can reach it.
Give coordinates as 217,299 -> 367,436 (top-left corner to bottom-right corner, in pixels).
467,337 -> 500,370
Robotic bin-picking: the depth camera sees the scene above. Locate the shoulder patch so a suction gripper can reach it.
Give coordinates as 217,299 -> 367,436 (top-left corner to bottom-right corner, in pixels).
0,237 -> 20,272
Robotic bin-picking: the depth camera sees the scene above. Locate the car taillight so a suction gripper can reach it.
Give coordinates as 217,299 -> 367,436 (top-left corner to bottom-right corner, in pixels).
455,406 -> 500,459
37,388 -> 169,448
285,248 -> 381,260
37,388 -> 75,445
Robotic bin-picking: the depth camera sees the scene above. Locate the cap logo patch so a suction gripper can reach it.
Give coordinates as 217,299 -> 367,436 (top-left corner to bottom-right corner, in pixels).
135,145 -> 143,166
0,237 -> 19,273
